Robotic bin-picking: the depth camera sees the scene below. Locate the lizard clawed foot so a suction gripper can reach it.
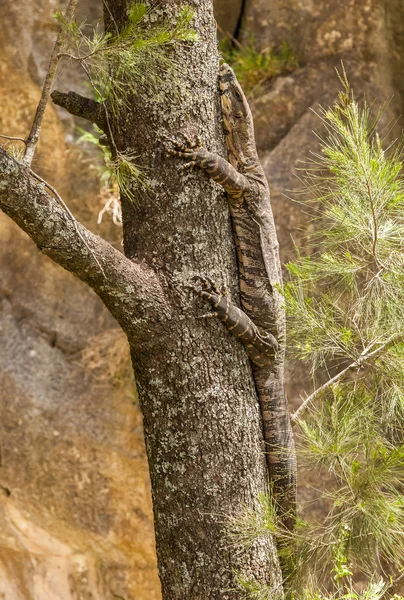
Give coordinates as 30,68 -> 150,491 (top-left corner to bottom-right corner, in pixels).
185,275 -> 227,318
181,133 -> 202,149
179,161 -> 196,172
196,312 -> 218,320
190,274 -> 226,297
173,132 -> 202,150
167,134 -> 206,167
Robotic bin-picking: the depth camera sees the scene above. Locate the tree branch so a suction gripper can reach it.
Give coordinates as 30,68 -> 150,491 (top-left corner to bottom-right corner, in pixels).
23,0 -> 79,166
51,90 -> 107,131
29,168 -> 107,277
0,147 -> 169,340
0,134 -> 27,144
291,334 -> 404,424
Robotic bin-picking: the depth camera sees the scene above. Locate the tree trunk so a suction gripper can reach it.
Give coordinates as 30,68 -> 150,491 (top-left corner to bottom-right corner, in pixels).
3,0 -> 404,597
103,1 -> 282,596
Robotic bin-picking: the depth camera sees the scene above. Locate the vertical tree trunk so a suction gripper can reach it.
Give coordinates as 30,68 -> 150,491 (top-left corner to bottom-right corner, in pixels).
102,1 -> 282,598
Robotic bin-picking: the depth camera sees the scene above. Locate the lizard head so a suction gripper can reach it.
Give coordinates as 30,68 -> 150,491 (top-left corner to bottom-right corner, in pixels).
219,63 -> 260,174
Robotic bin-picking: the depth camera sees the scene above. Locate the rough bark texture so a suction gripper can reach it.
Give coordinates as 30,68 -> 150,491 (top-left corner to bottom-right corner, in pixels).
0,146 -> 280,597
98,1 -> 282,597
0,2 -> 163,598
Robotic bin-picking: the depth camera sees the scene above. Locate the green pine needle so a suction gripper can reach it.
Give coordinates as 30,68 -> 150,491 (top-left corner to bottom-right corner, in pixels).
56,2 -> 198,114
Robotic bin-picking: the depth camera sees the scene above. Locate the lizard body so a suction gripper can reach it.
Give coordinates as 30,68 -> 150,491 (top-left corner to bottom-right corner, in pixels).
170,64 -> 296,534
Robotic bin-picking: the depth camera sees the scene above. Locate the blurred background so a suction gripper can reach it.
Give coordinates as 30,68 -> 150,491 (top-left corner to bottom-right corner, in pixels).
0,0 -> 403,598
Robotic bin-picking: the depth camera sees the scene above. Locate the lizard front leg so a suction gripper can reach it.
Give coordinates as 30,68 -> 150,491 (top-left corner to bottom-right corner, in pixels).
168,134 -> 250,196
189,275 -> 278,367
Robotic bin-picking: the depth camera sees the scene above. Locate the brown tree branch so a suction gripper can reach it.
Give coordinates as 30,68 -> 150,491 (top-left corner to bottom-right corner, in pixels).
28,168 -> 107,277
51,90 -> 108,130
0,134 -> 27,144
23,0 -> 79,166
0,147 -> 169,340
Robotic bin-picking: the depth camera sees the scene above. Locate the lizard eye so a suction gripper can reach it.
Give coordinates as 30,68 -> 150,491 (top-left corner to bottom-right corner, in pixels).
234,90 -> 242,101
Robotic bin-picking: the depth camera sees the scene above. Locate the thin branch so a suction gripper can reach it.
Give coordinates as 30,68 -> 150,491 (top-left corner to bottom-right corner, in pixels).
291,334 -> 404,424
23,0 -> 79,166
0,134 -> 27,144
57,50 -> 99,62
216,23 -> 244,51
57,42 -> 128,63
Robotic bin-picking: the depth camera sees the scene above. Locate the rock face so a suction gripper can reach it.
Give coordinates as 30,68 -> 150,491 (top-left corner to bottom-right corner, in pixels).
0,1 -> 160,598
216,0 -> 403,256
1,0 -> 404,598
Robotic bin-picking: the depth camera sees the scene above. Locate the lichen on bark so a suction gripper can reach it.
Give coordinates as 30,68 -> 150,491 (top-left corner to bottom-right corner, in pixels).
98,0 -> 283,596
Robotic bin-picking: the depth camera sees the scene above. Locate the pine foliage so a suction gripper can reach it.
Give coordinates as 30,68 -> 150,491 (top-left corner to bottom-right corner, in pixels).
285,72 -> 404,596
231,73 -> 404,599
220,36 -> 298,96
55,1 -> 197,201
55,2 -> 197,110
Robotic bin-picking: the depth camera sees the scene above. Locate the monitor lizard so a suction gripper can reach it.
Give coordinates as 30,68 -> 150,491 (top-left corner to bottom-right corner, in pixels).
169,63 -> 296,535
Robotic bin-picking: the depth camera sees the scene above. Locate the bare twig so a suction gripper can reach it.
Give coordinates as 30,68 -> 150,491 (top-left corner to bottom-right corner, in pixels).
23,0 -> 79,166
29,169 -> 106,278
57,50 -> 98,62
57,42 -> 128,63
216,23 -> 244,51
291,334 -> 403,424
0,134 -> 27,144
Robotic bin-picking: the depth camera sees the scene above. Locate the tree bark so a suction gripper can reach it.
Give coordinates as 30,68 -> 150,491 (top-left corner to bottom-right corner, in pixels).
0,0 -> 283,598
0,148 -> 167,341
102,1 -> 282,596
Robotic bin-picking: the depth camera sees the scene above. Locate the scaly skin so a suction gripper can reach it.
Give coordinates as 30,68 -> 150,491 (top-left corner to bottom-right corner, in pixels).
169,64 -> 296,536
189,275 -> 279,367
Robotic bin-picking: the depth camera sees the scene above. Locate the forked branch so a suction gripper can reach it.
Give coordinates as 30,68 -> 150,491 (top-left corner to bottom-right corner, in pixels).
0,147 -> 169,338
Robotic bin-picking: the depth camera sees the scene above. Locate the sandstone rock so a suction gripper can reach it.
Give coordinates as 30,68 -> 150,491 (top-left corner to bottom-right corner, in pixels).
213,0 -> 243,38
0,1 -> 161,598
243,1 -> 404,403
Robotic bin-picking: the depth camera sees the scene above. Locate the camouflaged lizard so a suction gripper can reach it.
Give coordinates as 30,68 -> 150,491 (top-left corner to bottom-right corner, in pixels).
169,63 -> 296,532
